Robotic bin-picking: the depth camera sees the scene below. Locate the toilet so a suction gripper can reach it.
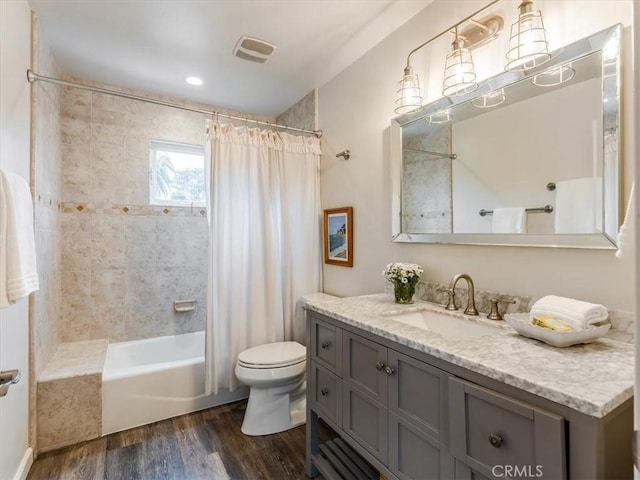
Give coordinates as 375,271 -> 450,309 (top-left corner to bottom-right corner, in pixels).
235,341 -> 307,436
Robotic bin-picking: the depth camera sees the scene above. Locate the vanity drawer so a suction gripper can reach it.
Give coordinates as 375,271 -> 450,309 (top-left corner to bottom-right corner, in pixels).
310,362 -> 342,426
310,316 -> 342,375
449,377 -> 566,480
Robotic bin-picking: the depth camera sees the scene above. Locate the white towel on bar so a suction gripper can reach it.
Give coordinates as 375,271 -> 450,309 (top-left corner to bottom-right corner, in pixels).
0,169 -> 39,308
554,177 -> 602,233
492,207 -> 526,233
530,295 -> 608,330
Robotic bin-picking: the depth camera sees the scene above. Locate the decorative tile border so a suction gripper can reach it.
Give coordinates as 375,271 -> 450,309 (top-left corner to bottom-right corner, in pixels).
62,202 -> 207,217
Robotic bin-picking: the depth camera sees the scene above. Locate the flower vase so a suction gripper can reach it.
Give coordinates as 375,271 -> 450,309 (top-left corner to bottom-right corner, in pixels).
394,281 -> 416,304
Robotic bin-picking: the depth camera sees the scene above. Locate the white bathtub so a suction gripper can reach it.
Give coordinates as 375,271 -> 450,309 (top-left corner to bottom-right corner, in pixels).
102,331 -> 248,435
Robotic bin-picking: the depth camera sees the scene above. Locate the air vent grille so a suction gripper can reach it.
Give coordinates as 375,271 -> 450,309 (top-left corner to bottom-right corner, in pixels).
233,36 -> 276,63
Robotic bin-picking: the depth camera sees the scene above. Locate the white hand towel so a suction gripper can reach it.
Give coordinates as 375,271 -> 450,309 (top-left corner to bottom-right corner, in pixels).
492,207 -> 526,233
554,177 -> 602,233
0,169 -> 39,308
530,295 -> 608,330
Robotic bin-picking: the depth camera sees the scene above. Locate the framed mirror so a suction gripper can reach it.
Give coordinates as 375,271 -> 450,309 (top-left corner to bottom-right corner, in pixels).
391,24 -> 621,249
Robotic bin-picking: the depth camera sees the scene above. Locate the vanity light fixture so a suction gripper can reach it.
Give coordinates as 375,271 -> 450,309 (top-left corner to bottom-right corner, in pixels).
395,66 -> 423,114
505,0 -> 551,71
393,0 -> 502,113
442,28 -> 478,97
531,63 -> 575,87
426,109 -> 452,124
471,88 -> 506,108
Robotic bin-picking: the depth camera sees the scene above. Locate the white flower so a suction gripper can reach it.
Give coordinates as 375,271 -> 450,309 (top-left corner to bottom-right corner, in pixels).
382,262 -> 424,284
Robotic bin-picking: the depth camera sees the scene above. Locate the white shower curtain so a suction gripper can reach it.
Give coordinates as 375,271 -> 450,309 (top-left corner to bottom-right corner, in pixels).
204,123 -> 321,395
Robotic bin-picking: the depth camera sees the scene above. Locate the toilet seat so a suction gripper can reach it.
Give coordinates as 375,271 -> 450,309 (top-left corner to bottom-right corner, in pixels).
237,341 -> 306,369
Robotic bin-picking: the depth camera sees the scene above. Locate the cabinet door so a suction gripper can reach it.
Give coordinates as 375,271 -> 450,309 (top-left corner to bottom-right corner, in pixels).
389,413 -> 442,480
343,331 -> 388,402
310,315 -> 342,375
343,384 -> 388,464
388,350 -> 443,442
449,377 -> 566,480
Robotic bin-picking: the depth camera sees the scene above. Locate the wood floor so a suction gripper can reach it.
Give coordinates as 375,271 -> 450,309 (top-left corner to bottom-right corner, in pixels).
28,400 -> 332,480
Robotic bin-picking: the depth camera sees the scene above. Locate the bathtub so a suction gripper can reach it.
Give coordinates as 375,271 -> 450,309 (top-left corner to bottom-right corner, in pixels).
102,331 -> 248,435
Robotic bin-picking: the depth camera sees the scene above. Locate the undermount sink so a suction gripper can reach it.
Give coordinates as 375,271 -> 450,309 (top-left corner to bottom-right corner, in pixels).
386,309 -> 500,340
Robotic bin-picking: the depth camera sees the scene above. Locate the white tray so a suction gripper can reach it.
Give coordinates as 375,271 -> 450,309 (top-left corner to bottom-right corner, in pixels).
504,313 -> 611,348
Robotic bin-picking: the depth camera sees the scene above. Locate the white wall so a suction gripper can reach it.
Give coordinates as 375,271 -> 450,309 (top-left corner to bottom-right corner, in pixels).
319,0 -> 635,311
0,0 -> 34,478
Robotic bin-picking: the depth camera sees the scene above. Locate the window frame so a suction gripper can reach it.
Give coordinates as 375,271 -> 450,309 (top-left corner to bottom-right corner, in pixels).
149,139 -> 206,207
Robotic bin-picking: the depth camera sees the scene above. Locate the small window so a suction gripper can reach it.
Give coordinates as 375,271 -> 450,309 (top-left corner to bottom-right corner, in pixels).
149,140 -> 205,206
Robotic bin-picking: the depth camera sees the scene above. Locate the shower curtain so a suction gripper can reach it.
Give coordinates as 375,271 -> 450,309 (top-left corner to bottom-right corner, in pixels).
204,122 -> 322,395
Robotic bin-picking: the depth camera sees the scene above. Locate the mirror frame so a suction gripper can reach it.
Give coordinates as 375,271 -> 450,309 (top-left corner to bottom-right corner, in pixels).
390,24 -> 621,249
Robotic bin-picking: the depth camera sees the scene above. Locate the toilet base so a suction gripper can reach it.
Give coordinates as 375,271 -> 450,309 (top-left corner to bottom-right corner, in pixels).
240,379 -> 306,436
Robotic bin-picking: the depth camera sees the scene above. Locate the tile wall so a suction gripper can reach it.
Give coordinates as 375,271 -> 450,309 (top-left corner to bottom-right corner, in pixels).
59,88 -> 211,342
402,125 -> 452,233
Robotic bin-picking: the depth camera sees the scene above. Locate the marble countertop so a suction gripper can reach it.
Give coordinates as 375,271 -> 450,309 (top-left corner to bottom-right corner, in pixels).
303,293 -> 633,418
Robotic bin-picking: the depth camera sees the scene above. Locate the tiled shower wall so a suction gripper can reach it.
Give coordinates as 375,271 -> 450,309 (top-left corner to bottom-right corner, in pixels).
32,16 -> 62,378
59,88 -> 211,342
402,126 -> 452,233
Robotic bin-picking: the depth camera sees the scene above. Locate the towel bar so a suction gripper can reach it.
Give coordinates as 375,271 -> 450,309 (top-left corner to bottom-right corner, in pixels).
479,205 -> 554,217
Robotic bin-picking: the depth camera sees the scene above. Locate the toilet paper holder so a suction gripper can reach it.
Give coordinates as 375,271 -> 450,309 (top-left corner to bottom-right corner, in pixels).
174,299 -> 196,312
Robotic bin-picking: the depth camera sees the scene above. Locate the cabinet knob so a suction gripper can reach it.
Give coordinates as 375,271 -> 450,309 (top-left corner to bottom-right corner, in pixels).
321,341 -> 331,350
489,433 -> 503,448
384,366 -> 395,376
321,388 -> 329,396
375,361 -> 386,371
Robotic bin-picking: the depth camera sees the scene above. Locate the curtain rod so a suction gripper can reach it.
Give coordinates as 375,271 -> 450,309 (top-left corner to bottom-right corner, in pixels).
26,70 -> 322,138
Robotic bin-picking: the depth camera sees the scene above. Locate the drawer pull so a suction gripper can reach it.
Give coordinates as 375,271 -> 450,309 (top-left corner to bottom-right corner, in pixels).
384,366 -> 395,376
375,362 -> 386,371
321,388 -> 329,396
489,434 -> 503,448
321,341 -> 331,350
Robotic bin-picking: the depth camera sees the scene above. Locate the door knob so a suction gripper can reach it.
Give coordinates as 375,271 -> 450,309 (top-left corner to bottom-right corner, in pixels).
321,388 -> 329,396
384,366 -> 395,376
375,362 -> 386,371
321,341 -> 331,350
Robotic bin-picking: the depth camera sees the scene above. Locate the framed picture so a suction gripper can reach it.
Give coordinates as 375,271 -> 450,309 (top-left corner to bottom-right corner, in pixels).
323,206 -> 353,267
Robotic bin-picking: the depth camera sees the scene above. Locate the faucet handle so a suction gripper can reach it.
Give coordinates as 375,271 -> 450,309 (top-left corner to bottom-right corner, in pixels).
445,288 -> 458,311
487,297 -> 516,321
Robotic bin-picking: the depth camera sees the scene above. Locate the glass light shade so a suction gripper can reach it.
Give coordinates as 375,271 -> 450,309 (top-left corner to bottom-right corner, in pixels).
531,63 -> 575,87
442,40 -> 478,97
505,7 -> 551,71
426,109 -> 452,124
395,67 -> 423,114
471,89 -> 506,108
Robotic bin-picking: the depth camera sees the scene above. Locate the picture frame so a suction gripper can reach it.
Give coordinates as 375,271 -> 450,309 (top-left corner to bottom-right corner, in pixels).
323,206 -> 353,267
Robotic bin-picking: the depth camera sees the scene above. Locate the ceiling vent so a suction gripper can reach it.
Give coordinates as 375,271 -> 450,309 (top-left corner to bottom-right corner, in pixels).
233,36 -> 277,63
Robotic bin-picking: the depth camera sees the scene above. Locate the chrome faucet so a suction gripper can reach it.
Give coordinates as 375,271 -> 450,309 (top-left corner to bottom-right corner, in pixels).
445,273 -> 479,316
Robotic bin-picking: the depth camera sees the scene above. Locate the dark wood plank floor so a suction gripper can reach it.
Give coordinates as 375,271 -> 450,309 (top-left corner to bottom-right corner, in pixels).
28,400 -> 333,480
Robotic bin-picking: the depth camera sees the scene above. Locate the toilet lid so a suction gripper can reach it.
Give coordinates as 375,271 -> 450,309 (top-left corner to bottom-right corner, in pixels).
238,341 -> 306,368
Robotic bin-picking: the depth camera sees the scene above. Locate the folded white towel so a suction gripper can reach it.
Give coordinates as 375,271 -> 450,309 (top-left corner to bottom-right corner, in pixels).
492,207 -> 526,233
0,170 -> 39,308
530,295 -> 608,330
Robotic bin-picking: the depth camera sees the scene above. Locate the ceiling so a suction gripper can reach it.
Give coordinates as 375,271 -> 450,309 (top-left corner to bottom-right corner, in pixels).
29,0 -> 431,117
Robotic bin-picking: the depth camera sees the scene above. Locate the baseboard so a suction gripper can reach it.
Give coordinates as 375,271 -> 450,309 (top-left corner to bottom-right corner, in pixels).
14,447 -> 33,480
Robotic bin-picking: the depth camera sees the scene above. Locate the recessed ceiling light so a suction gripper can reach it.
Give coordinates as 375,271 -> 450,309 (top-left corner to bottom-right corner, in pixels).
186,76 -> 203,86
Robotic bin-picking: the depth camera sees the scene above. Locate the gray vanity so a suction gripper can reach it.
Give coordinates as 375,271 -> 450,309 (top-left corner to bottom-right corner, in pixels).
304,294 -> 633,480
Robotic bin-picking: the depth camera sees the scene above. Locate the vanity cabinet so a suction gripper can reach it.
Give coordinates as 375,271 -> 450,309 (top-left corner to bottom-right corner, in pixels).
306,310 -> 632,480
